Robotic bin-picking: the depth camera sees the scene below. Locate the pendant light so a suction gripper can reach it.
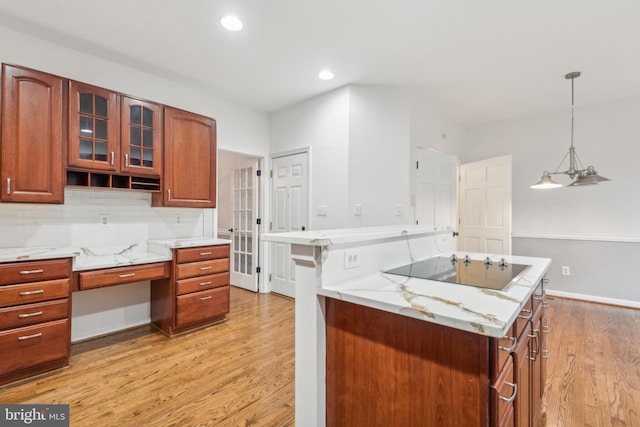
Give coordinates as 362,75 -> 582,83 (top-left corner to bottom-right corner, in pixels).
531,72 -> 610,189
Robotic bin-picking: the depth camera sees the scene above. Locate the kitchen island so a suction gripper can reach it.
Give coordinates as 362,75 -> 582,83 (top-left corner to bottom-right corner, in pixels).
262,226 -> 551,427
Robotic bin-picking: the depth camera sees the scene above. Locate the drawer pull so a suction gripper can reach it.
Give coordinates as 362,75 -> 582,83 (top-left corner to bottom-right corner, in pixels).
543,325 -> 551,334
118,273 -> 136,278
542,349 -> 550,360
199,281 -> 212,286
518,308 -> 532,320
200,266 -> 212,271
498,336 -> 516,353
499,382 -> 518,403
19,289 -> 44,296
18,311 -> 44,318
543,301 -> 551,308
200,296 -> 213,301
199,252 -> 213,256
18,332 -> 43,341
19,269 -> 44,275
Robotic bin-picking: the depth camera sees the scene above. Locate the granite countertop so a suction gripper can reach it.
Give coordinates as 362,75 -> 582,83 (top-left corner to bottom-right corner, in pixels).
317,252 -> 552,338
0,238 -> 231,271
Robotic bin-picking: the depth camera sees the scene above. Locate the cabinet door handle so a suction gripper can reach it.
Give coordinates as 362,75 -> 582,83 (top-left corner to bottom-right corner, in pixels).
200,252 -> 212,256
19,289 -> 44,296
167,189 -> 171,201
200,266 -> 212,271
111,152 -> 115,165
199,295 -> 212,301
19,269 -> 44,275
125,153 -> 129,167
499,382 -> 518,403
118,273 -> 136,278
498,336 -> 516,353
518,308 -> 532,320
18,332 -> 43,341
18,311 -> 43,318
6,178 -> 10,195
199,281 -> 212,286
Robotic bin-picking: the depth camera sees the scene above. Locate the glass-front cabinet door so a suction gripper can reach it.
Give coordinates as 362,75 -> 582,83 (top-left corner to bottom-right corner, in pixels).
120,97 -> 162,176
68,81 -> 118,170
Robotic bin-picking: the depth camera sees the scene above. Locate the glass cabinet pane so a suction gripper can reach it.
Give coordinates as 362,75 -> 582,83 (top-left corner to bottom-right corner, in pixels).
79,116 -> 93,135
79,139 -> 93,160
130,127 -> 141,146
95,96 -> 108,117
143,129 -> 153,147
130,106 -> 141,124
80,94 -> 93,114
143,150 -> 153,167
143,107 -> 153,127
95,142 -> 107,161
130,147 -> 141,166
95,119 -> 107,140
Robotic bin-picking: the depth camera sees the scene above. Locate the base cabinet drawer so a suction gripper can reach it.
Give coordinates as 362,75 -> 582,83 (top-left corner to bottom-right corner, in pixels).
0,279 -> 70,307
176,245 -> 229,264
79,262 -> 170,290
175,286 -> 229,328
0,299 -> 69,330
176,272 -> 229,295
0,259 -> 71,286
0,318 -> 70,374
175,259 -> 229,280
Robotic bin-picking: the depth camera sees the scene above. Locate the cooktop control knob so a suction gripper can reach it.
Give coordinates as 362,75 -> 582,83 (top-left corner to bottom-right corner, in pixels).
499,258 -> 508,270
484,257 -> 493,268
464,255 -> 471,266
450,254 -> 458,264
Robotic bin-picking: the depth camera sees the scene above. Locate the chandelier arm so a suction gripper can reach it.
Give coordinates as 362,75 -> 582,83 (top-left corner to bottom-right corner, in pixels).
550,150 -> 570,174
572,149 -> 586,173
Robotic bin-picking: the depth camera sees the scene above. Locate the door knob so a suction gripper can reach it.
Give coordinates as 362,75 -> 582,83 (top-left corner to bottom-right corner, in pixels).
301,226 -> 306,231
228,228 -> 234,232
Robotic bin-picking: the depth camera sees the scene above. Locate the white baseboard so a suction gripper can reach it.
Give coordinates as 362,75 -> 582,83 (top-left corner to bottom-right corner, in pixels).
546,289 -> 640,309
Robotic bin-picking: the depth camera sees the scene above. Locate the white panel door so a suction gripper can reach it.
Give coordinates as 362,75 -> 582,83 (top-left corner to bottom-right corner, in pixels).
458,155 -> 512,255
415,148 -> 458,228
230,163 -> 259,292
270,152 -> 309,298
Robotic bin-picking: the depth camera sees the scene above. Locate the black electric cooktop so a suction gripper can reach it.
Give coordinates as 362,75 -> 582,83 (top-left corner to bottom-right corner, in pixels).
385,256 -> 531,291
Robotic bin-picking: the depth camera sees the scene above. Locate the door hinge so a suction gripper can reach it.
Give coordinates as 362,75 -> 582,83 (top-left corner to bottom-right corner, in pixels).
416,161 -> 419,169
268,273 -> 272,282
256,267 -> 261,273
269,222 -> 272,231
270,170 -> 273,178
257,169 -> 261,177
256,218 -> 261,225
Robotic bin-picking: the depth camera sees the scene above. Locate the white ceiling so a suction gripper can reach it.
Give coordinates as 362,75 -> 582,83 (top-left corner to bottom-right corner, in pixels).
1,0 -> 639,125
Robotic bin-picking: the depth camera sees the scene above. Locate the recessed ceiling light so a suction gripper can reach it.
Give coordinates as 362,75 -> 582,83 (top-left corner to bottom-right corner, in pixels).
318,70 -> 334,80
221,15 -> 243,31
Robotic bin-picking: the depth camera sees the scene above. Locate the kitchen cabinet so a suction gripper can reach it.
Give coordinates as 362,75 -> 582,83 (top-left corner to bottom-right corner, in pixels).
0,258 -> 72,386
153,107 -> 216,208
325,279 -> 550,427
68,81 -> 119,171
1,64 -> 65,203
151,244 -> 229,336
120,96 -> 163,176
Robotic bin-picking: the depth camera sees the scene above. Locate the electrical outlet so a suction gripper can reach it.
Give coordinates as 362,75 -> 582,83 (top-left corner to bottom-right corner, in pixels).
344,249 -> 360,269
561,266 -> 570,276
394,204 -> 404,217
99,214 -> 109,227
175,214 -> 182,224
316,205 -> 328,216
354,204 -> 362,216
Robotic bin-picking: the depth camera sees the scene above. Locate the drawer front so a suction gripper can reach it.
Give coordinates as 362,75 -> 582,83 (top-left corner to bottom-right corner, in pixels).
0,279 -> 70,308
491,354 -> 516,427
176,245 -> 229,264
176,286 -> 229,328
79,262 -> 170,290
176,272 -> 229,296
514,296 -> 533,339
0,259 -> 71,286
491,325 -> 516,381
0,299 -> 69,330
176,259 -> 229,280
0,319 -> 70,374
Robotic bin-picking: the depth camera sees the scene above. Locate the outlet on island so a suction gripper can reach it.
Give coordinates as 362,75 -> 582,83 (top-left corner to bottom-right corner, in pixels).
344,249 -> 360,269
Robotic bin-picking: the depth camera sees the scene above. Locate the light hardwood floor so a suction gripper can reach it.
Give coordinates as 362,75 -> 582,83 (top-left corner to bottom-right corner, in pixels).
1,289 -> 638,426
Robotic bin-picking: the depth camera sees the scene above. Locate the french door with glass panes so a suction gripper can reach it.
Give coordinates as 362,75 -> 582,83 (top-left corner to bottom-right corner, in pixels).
231,164 -> 260,291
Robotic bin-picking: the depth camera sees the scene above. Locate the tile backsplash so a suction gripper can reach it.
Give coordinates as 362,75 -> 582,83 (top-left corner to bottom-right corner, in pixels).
0,188 -> 210,249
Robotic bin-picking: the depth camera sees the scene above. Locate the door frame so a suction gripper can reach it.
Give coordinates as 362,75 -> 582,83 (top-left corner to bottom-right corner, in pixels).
217,149 -> 264,292
265,147 -> 311,295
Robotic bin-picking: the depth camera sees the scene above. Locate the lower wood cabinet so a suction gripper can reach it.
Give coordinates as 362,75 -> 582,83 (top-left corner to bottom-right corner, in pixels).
151,244 -> 230,336
325,279 -> 550,427
0,258 -> 72,386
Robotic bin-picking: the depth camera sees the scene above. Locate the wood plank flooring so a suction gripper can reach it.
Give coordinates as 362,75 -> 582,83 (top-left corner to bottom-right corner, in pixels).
1,289 -> 638,427
0,286 -> 295,426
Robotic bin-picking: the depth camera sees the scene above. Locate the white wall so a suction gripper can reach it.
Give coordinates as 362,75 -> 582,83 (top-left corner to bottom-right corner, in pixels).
0,24 -> 270,339
466,96 -> 640,304
269,87 -> 351,230
348,85 -> 411,226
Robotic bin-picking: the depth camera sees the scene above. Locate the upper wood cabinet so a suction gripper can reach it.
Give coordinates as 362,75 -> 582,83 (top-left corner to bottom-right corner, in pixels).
120,96 -> 162,176
1,64 -> 65,203
68,81 -> 119,171
154,107 -> 216,208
